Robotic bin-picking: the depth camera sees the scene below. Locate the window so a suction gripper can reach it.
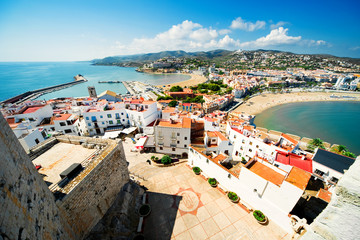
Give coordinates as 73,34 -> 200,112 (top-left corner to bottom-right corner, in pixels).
256,145 -> 259,148
121,112 -> 124,115
250,142 -> 253,145
100,115 -> 103,118
107,114 -> 112,118
35,138 -> 40,144
117,120 -> 121,124
330,177 -> 339,184
50,127 -> 55,131
109,120 -> 113,124
115,113 -> 120,119
242,140 -> 245,144
234,135 -> 236,139
177,133 -> 180,136
249,149 -> 252,152
184,144 -> 187,148
88,123 -> 91,126
102,122 -> 105,125
274,164 -> 280,168
60,122 -> 66,126
240,146 -> 243,150
177,141 -> 180,144
160,147 -> 163,150
315,169 -> 325,176
235,151 -> 238,156
64,129 -> 72,133
86,117 -> 89,120
184,137 -> 187,140
172,148 -> 176,151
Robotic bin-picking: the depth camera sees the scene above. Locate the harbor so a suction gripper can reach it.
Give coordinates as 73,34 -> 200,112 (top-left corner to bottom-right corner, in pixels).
1,75 -> 87,105
122,81 -> 164,100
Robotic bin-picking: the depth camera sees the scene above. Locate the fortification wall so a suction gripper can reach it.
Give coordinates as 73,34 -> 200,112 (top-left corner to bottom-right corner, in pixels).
55,135 -> 130,238
0,113 -> 76,240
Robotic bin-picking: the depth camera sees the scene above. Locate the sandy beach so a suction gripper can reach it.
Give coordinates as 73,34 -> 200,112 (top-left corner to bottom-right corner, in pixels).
156,73 -> 207,90
234,92 -> 360,115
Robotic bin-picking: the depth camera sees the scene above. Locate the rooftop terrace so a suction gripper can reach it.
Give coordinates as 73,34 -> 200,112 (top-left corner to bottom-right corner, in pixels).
33,142 -> 97,186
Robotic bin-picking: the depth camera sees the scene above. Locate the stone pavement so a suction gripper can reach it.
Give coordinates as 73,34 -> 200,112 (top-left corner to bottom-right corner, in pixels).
129,162 -> 293,240
122,137 -> 165,169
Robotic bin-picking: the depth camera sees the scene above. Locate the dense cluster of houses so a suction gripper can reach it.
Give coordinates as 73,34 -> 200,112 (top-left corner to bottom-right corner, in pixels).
1,88 -> 356,232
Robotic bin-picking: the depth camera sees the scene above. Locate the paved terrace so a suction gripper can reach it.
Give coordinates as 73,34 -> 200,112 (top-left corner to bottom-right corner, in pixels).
33,142 -> 97,185
124,140 -> 292,240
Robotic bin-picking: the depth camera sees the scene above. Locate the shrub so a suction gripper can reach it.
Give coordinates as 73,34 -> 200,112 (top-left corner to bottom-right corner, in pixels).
192,166 -> 201,174
168,100 -> 178,107
170,85 -> 183,92
253,210 -> 266,222
227,192 -> 238,201
208,178 -> 217,185
150,156 -> 156,161
161,155 -> 172,165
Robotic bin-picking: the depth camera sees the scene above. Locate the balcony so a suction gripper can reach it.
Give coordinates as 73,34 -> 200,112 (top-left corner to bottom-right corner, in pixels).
171,137 -> 177,140
158,136 -> 164,140
170,144 -> 177,148
158,142 -> 164,146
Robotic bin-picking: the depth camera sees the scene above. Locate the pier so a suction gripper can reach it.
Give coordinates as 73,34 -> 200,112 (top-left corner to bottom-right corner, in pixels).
1,75 -> 87,105
121,81 -> 136,95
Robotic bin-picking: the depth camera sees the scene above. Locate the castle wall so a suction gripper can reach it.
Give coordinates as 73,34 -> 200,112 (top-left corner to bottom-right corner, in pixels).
0,113 -> 76,240
55,136 -> 130,237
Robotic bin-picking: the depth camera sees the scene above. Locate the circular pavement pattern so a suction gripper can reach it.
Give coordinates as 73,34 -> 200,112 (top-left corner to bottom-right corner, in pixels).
178,190 -> 200,213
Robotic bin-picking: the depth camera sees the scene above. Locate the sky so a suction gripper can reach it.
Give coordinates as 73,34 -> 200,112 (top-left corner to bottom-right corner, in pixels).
0,0 -> 359,61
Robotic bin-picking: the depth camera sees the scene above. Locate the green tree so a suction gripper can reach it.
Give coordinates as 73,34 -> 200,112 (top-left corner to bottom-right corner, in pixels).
337,145 -> 347,153
344,152 -> 356,158
308,138 -> 325,151
169,85 -> 183,92
157,95 -> 173,101
168,100 -> 178,107
161,155 -> 172,165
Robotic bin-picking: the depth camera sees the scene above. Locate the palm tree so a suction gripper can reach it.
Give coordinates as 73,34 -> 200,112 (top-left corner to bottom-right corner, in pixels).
337,145 -> 347,153
308,138 -> 325,151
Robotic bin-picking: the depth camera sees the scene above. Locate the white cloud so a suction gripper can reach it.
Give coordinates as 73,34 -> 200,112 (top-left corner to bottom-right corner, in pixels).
111,21 -> 329,55
350,46 -> 360,51
240,27 -> 301,48
306,39 -> 330,47
189,28 -> 218,42
230,17 -> 266,31
270,21 -> 288,29
219,29 -> 231,35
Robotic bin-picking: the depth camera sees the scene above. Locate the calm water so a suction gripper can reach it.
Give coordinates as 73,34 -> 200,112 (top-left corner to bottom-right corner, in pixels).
254,101 -> 360,155
0,62 -> 190,101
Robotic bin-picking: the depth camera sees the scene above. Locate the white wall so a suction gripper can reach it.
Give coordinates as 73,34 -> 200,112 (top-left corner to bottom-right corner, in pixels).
188,147 -> 301,232
155,126 -> 190,156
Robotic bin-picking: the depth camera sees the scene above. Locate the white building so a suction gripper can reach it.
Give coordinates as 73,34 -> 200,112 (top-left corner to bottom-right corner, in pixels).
188,147 -> 311,232
83,103 -> 129,136
227,122 -> 300,162
154,118 -> 192,158
125,100 -> 158,130
312,148 -> 355,186
204,131 -> 233,158
18,128 -> 48,152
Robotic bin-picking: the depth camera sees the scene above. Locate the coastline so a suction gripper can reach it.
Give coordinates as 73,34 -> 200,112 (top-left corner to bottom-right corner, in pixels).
154,73 -> 207,90
233,92 -> 360,115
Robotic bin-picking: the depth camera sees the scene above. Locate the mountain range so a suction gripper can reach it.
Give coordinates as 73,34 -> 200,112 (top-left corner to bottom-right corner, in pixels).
92,49 -> 360,67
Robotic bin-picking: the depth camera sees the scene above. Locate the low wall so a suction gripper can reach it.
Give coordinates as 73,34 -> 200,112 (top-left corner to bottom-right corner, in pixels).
54,135 -> 130,238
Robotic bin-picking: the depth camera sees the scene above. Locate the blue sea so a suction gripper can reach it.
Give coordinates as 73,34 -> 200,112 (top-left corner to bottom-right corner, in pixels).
254,101 -> 360,155
0,62 -> 190,101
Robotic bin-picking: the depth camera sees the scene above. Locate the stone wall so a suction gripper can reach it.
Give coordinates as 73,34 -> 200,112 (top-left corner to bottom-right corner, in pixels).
57,136 -> 130,238
0,112 -> 76,240
302,156 -> 360,240
0,111 -> 131,240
